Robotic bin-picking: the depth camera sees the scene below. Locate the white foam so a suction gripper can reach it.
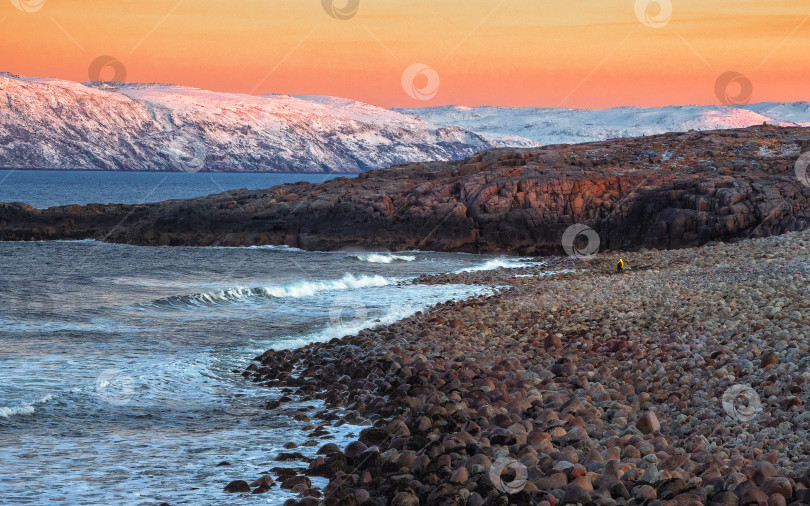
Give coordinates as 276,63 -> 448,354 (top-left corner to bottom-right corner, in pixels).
152,273 -> 396,307
0,394 -> 52,419
0,405 -> 35,418
514,269 -> 575,278
350,252 -> 416,264
264,284 -> 492,351
261,273 -> 392,297
455,257 -> 543,273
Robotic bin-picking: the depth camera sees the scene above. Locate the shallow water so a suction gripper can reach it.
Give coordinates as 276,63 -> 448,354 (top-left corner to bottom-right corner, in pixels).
0,240 -> 538,504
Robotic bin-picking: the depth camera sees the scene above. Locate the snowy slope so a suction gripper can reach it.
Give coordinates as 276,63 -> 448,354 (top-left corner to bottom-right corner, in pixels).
2,71 -> 808,173
397,103 -> 810,147
0,74 -> 491,173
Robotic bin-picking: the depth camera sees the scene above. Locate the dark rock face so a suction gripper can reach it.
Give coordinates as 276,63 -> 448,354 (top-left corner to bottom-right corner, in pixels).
2,125 -> 810,254
223,480 -> 251,493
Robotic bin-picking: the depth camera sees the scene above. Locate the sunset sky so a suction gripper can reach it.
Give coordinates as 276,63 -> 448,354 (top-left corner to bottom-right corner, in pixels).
2,0 -> 809,108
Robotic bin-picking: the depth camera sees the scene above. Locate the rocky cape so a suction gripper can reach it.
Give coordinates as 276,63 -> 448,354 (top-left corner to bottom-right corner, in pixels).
2,125 -> 810,254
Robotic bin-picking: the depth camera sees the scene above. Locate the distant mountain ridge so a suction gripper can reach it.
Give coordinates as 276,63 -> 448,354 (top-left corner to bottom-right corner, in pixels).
2,72 -> 809,173
0,73 -> 490,173
396,103 -> 810,147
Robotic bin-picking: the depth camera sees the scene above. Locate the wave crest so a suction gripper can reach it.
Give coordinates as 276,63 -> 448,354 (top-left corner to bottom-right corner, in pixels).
146,274 -> 394,308
350,252 -> 416,264
0,394 -> 53,419
455,257 -> 543,273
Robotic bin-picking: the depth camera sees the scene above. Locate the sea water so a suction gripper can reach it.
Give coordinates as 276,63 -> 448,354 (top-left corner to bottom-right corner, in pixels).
0,240 -> 539,505
0,170 -> 344,209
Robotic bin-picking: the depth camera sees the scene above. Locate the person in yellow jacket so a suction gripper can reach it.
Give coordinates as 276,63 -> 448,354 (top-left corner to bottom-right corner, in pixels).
617,258 -> 625,273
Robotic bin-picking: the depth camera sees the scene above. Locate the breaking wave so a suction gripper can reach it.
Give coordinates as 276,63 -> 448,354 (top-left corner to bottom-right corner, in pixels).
455,257 -> 543,273
350,252 -> 416,264
145,274 -> 394,308
262,284 -> 494,351
0,394 -> 53,419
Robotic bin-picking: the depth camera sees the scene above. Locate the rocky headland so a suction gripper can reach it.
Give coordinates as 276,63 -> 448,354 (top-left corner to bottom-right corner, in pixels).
237,229 -> 810,505
2,125 -> 810,255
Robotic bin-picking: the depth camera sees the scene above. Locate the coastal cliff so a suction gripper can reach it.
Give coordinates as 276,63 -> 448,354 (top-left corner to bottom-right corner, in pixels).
2,125 -> 809,254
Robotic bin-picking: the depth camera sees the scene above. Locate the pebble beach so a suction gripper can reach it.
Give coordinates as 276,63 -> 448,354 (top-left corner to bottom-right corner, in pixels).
237,231 -> 810,505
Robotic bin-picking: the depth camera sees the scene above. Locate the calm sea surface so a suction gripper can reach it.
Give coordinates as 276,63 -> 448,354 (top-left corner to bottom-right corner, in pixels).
0,170 -> 345,209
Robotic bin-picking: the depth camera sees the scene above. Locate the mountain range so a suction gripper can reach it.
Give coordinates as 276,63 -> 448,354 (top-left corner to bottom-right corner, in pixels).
0,73 -> 488,173
397,102 -> 810,147
1,72 -> 809,172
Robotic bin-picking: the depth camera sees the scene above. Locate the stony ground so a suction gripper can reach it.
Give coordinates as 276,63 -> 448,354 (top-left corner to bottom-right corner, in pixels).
236,230 -> 810,505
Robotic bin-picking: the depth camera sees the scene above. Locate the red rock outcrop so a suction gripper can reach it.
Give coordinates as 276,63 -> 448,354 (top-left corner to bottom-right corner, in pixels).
2,125 -> 810,254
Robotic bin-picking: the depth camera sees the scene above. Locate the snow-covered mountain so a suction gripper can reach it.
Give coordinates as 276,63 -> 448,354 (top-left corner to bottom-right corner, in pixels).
396,103 -> 810,147
2,71 -> 809,173
0,73 -> 491,173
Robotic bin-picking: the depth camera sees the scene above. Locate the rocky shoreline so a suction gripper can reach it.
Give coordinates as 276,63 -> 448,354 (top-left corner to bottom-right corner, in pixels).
236,230 -> 809,505
2,125 -> 810,255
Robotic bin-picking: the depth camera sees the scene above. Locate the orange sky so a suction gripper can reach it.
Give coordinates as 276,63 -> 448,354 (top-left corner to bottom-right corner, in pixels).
1,0 -> 808,108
